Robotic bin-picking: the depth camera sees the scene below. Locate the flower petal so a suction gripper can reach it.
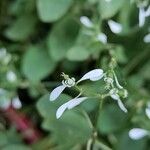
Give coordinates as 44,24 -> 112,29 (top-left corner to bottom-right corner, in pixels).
145,107 -> 150,119
6,71 -> 17,82
12,97 -> 22,109
80,16 -> 93,28
90,75 -> 104,81
108,20 -> 122,34
117,98 -> 128,113
129,128 -> 148,140
77,69 -> 104,83
110,93 -> 120,101
97,33 -> 107,44
143,33 -> 150,43
139,7 -> 145,27
145,6 -> 150,17
56,103 -> 68,119
67,97 -> 88,109
113,71 -> 123,89
50,85 -> 66,101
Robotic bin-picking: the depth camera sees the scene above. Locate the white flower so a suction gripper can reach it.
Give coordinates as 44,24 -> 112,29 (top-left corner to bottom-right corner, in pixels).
139,5 -> 150,27
56,96 -> 88,119
0,88 -> 11,110
77,69 -> 104,83
12,97 -> 22,109
129,128 -> 149,140
139,7 -> 146,27
104,77 -> 114,84
6,71 -> 17,82
0,48 -> 7,59
108,20 -> 122,34
80,16 -> 93,28
143,33 -> 150,43
145,108 -> 150,119
97,33 -> 107,44
50,69 -> 104,101
109,88 -> 128,113
145,102 -> 150,119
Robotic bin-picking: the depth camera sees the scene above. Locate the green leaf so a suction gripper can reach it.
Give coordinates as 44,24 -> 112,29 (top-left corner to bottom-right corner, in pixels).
2,145 -> 31,150
47,17 -> 79,62
115,132 -> 147,150
98,0 -> 125,19
22,46 -> 56,81
67,45 -> 90,61
115,46 -> 128,64
4,15 -> 37,41
97,104 -> 127,134
37,0 -> 73,22
140,60 -> 150,79
37,94 -> 71,119
37,94 -> 92,148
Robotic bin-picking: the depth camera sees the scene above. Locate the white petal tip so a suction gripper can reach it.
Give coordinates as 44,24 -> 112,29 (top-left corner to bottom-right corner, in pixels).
97,33 -> 107,44
117,99 -> 128,113
80,16 -> 93,28
108,20 -> 122,34
129,128 -> 148,140
49,85 -> 66,101
56,103 -> 68,119
143,33 -> 150,43
145,108 -> 150,119
78,69 -> 104,83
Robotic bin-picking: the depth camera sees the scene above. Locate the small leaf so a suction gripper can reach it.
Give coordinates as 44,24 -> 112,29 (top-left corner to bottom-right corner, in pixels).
97,104 -> 127,134
37,0 -> 73,22
22,46 -> 56,81
98,0 -> 125,19
4,15 -> 37,41
116,132 -> 147,150
67,45 -> 90,61
47,17 -> 79,62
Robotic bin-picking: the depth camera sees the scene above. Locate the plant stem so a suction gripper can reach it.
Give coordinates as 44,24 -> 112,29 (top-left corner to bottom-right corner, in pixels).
95,98 -> 104,128
82,110 -> 94,130
95,140 -> 112,150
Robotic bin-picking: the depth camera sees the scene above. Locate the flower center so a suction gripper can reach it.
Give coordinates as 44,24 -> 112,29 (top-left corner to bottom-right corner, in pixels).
62,78 -> 76,87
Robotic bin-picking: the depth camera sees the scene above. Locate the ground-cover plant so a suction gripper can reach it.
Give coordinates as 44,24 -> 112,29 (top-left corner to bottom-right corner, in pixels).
0,0 -> 150,149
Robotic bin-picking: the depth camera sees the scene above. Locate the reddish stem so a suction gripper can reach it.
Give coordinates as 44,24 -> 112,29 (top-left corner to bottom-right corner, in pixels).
2,106 -> 42,144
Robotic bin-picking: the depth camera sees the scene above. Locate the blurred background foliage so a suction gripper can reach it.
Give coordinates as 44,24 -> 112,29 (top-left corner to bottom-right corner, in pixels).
0,0 -> 150,149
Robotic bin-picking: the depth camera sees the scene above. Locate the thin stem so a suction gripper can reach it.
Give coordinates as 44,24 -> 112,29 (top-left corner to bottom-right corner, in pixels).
95,98 -> 104,128
82,110 -> 94,130
95,140 -> 112,150
86,138 -> 93,150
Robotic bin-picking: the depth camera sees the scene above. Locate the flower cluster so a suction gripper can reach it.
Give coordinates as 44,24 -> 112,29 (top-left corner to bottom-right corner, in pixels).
50,69 -> 104,118
104,70 -> 128,113
50,68 -> 128,119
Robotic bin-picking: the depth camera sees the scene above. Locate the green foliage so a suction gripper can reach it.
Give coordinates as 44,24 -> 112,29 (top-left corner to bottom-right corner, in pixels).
67,45 -> 90,61
37,0 -> 73,22
98,0 -> 125,19
97,104 -> 128,134
47,17 -> 80,62
115,132 -> 147,150
0,0 -> 150,149
37,94 -> 92,148
22,45 -> 56,81
4,15 -> 37,41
